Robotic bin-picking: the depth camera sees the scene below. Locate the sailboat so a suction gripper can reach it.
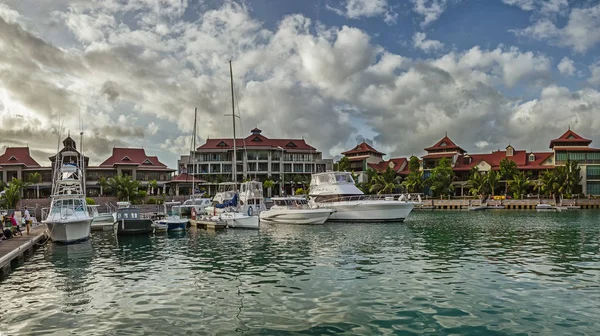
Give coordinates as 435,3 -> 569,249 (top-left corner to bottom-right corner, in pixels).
204,60 -> 260,229
43,131 -> 93,244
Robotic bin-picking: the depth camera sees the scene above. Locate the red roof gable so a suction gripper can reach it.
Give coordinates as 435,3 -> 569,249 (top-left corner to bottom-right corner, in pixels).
197,133 -> 316,151
99,148 -> 169,169
549,129 -> 592,148
367,158 -> 409,175
342,141 -> 385,156
0,147 -> 40,167
424,136 -> 466,153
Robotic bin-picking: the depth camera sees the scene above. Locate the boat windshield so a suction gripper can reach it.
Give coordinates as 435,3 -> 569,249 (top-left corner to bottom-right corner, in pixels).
334,173 -> 354,184
51,198 -> 86,213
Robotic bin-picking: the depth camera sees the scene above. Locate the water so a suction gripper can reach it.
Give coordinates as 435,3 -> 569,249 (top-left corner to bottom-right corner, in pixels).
2,210 -> 600,335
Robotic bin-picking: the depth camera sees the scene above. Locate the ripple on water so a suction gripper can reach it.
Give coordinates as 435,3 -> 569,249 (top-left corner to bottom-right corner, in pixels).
1,211 -> 600,335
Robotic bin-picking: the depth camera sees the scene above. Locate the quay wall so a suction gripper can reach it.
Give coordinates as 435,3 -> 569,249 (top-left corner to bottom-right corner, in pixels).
417,198 -> 600,210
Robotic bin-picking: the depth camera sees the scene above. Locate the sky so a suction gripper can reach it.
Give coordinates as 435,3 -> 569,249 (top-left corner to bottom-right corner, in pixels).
1,0 -> 600,168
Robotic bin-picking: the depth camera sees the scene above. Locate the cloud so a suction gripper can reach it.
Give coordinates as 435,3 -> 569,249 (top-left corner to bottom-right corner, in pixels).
1,0 -> 600,169
0,3 -> 20,23
512,4 -> 600,53
557,57 -> 576,76
502,0 -> 568,14
411,0 -> 448,27
413,32 -> 444,53
589,62 -> 600,86
327,0 -> 396,24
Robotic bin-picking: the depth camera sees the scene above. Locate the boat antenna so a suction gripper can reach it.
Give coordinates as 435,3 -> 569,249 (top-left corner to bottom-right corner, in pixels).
232,76 -> 249,180
79,106 -> 86,197
187,107 -> 198,196
228,59 -> 239,192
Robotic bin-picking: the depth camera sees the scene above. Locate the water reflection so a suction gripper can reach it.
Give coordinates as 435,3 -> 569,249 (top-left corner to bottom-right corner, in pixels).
1,211 -> 600,335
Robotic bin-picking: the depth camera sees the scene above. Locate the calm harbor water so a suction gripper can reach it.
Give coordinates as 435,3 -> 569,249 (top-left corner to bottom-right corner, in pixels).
2,210 -> 600,335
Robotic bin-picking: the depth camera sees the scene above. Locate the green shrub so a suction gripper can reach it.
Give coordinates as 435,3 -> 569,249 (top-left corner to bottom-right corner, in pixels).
86,197 -> 96,205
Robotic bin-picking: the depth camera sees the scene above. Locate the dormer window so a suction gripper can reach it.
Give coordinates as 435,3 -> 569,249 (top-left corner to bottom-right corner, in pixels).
217,141 -> 228,147
251,136 -> 262,142
567,134 -> 576,139
440,142 -> 447,147
285,141 -> 297,148
8,156 -> 17,161
122,156 -> 131,161
142,159 -> 153,165
506,145 -> 514,157
529,153 -> 535,162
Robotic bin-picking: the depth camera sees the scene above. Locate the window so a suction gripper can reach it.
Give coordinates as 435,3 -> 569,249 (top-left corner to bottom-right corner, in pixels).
305,164 -> 314,172
285,141 -> 297,147
8,156 -> 17,161
223,164 -> 232,173
284,163 -> 292,172
293,164 -> 303,172
142,159 -> 153,165
210,164 -> 221,173
217,141 -> 228,147
247,162 -> 256,172
586,181 -> 600,195
271,163 -> 280,171
440,142 -> 447,147
587,166 -> 600,180
529,154 -> 535,162
258,163 -> 268,171
252,136 -> 262,142
122,156 -> 131,161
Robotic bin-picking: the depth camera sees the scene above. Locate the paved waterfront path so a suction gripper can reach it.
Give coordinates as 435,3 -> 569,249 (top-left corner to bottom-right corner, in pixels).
0,225 -> 47,278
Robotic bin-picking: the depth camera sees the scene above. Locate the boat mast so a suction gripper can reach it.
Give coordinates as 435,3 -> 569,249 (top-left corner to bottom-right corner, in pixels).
80,107 -> 85,197
191,107 -> 197,195
229,59 -> 238,192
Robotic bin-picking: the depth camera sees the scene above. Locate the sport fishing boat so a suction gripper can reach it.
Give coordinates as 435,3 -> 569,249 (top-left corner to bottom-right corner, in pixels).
43,155 -> 93,244
308,171 -> 415,222
259,197 -> 334,225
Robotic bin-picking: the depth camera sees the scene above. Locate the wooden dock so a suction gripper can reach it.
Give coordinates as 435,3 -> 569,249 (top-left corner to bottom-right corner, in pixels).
0,225 -> 48,279
194,219 -> 227,231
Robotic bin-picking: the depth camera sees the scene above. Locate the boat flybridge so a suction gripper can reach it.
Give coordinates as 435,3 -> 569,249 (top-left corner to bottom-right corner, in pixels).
42,152 -> 93,244
308,171 -> 416,222
260,197 -> 334,225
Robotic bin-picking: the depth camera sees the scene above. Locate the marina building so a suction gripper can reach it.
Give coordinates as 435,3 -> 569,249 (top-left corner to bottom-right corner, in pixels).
0,136 -> 176,198
179,128 -> 333,196
341,129 -> 600,196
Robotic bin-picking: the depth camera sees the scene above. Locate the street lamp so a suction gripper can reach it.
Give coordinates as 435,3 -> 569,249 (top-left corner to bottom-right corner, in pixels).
277,146 -> 284,196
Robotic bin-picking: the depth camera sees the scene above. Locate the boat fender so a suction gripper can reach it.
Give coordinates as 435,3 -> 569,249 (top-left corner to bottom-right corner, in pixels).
213,207 -> 216,216
247,206 -> 253,216
191,207 -> 197,220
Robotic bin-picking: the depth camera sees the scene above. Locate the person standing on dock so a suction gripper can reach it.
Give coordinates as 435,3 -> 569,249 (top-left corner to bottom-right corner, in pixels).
24,207 -> 31,235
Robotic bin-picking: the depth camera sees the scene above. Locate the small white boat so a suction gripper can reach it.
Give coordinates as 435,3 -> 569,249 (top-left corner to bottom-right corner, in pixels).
536,203 -> 557,211
151,221 -> 168,232
468,205 -> 488,211
89,205 -> 115,231
154,202 -> 187,232
260,197 -> 334,225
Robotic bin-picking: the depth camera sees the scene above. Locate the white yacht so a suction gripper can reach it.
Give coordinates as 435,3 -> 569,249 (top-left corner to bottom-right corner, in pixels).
89,205 -> 115,231
260,197 -> 334,225
308,171 -> 415,222
43,158 -> 93,244
180,197 -> 212,218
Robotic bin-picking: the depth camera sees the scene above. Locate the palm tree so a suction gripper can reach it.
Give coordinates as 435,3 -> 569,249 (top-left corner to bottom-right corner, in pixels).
1,183 -> 21,208
105,174 -> 142,202
98,176 -> 110,196
485,170 -> 501,196
402,170 -> 424,193
263,179 -> 275,197
370,167 -> 401,194
426,157 -> 455,197
28,172 -> 42,198
149,179 -> 159,195
535,170 -> 557,200
467,168 -> 487,197
499,158 -> 518,195
508,171 -> 531,199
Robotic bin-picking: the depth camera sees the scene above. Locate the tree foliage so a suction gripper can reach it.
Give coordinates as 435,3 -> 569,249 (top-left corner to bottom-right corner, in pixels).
486,170 -> 501,196
426,157 -> 455,197
508,171 -> 531,199
104,174 -> 144,202
1,179 -> 23,208
263,179 -> 275,190
467,167 -> 487,196
370,167 -> 401,194
535,160 -> 581,201
499,158 -> 518,194
402,157 -> 424,193
333,157 -> 350,172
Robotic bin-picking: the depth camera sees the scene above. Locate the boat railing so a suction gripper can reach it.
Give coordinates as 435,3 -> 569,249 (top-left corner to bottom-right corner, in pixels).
316,193 -> 423,203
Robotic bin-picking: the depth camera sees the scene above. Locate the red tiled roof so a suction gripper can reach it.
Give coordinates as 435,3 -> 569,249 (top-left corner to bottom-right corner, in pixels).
99,148 -> 170,169
167,173 -> 205,182
197,133 -> 316,151
0,147 -> 40,167
549,129 -> 592,148
424,136 -> 466,153
368,158 -> 409,175
342,141 -> 385,156
452,150 -> 553,171
422,152 -> 456,159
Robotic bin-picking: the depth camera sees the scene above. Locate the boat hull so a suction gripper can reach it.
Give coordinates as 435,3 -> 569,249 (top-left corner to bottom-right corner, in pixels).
44,219 -> 93,244
167,222 -> 186,232
91,215 -> 115,231
260,209 -> 333,225
314,201 -> 414,222
114,219 -> 153,235
221,213 -> 259,229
